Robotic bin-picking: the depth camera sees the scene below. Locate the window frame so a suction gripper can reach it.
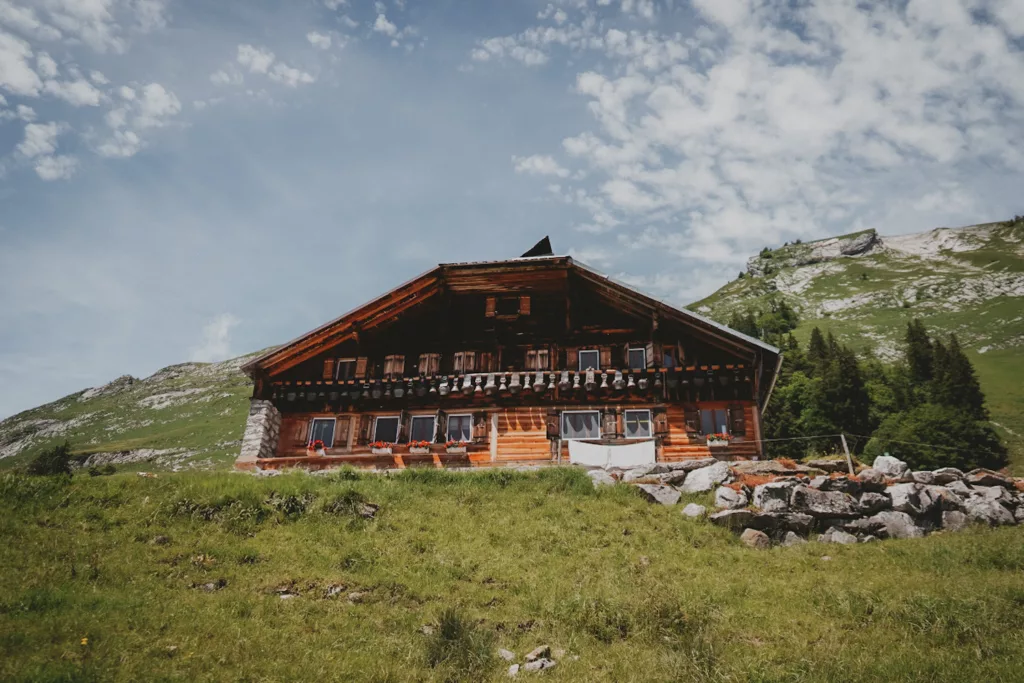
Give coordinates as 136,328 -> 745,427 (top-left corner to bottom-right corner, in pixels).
578,349 -> 600,371
560,409 -> 601,441
309,417 -> 337,448
627,347 -> 647,371
623,409 -> 652,440
409,414 -> 437,443
335,357 -> 357,381
372,415 -> 401,444
446,413 -> 473,443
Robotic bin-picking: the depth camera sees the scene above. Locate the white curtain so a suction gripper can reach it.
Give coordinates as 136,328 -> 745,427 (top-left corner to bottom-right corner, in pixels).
568,440 -> 656,469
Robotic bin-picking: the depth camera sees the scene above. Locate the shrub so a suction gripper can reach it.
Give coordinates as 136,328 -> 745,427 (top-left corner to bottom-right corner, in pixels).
26,441 -> 72,477
87,464 -> 117,477
424,607 -> 494,681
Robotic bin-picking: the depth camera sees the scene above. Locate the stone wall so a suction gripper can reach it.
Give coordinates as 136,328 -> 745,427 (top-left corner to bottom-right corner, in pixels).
236,399 -> 281,469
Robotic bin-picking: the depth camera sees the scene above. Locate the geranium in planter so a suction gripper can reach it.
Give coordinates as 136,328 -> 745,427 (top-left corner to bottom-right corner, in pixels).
307,439 -> 327,456
408,440 -> 432,455
706,433 -> 730,448
370,441 -> 393,455
445,440 -> 469,454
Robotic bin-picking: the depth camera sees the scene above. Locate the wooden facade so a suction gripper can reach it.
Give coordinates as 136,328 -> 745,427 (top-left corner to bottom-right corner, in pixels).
237,255 -> 782,470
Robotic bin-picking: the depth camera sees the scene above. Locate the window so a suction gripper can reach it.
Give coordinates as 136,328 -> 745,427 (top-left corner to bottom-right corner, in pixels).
624,410 -> 652,439
561,410 -> 600,440
526,348 -> 550,371
663,348 -> 677,369
453,351 -> 476,374
447,414 -> 473,442
699,409 -> 729,436
496,296 -> 520,316
373,416 -> 400,443
309,418 -> 336,447
410,415 -> 436,442
628,347 -> 647,370
383,355 -> 405,378
578,349 -> 600,371
418,353 -> 441,376
336,358 -> 356,381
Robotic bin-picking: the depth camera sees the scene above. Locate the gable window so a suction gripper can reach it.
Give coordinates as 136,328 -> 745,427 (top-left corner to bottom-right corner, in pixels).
335,359 -> 357,381
578,349 -> 600,371
496,296 -> 520,316
663,348 -> 677,369
447,414 -> 473,442
309,418 -> 336,448
623,409 -> 652,439
561,410 -> 600,440
410,415 -> 436,442
627,347 -> 647,370
373,416 -> 400,443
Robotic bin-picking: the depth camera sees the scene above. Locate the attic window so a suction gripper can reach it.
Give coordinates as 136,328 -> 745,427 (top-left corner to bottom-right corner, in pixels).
487,295 -> 531,318
335,358 -> 356,381
496,296 -> 520,316
578,349 -> 600,371
628,348 -> 646,370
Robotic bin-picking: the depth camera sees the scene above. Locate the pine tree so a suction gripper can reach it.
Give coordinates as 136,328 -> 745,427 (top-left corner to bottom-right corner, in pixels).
932,334 -> 987,420
807,327 -> 828,376
905,319 -> 933,383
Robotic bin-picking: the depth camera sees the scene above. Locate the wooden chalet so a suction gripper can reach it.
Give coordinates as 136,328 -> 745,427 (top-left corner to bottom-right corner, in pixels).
236,241 -> 782,470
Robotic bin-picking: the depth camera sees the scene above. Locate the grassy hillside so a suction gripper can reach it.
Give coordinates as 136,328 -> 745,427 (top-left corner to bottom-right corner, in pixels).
3,468 -> 1024,682
692,219 -> 1024,469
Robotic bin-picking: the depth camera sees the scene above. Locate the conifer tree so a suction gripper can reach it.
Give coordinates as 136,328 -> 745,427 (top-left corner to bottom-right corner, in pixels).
932,334 -> 987,420
905,319 -> 933,383
806,327 -> 828,375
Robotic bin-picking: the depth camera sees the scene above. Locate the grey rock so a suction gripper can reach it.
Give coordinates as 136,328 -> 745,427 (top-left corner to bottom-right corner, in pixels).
790,485 -> 859,518
709,509 -> 755,529
498,648 -> 516,662
819,527 -> 858,544
975,485 -> 1016,508
887,483 -> 929,516
740,528 -> 771,549
679,461 -> 732,493
869,511 -> 926,539
1015,506 -> 1024,523
922,485 -> 965,512
752,481 -> 795,512
523,658 -> 556,672
964,498 -> 1016,526
587,470 -> 617,487
622,466 -> 657,482
857,468 -> 887,492
635,484 -> 681,506
714,486 -> 748,509
932,467 -> 965,485
781,531 -> 807,546
751,511 -> 814,535
842,516 -> 888,536
681,503 -> 707,518
813,475 -> 861,496
858,492 -> 891,515
664,458 -> 717,472
941,510 -> 970,532
965,469 -> 1014,489
872,455 -> 909,478
648,470 -> 689,486
911,471 -> 935,485
732,460 -> 818,476
524,645 -> 550,662
806,458 -> 850,473
945,480 -> 974,498
508,664 -> 520,677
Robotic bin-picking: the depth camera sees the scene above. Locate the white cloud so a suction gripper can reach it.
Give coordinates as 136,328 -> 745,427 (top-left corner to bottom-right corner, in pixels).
512,154 -> 569,178
210,68 -> 242,86
307,30 -> 331,49
17,121 -> 62,158
95,129 -> 140,157
43,77 -> 104,106
36,50 -> 58,78
190,313 -> 240,362
0,1 -> 62,41
0,29 -> 42,95
268,62 -> 314,87
33,153 -> 77,180
373,13 -> 397,37
117,85 -> 134,99
15,103 -> 34,120
89,69 -> 108,84
237,43 -> 274,74
135,82 -> 180,127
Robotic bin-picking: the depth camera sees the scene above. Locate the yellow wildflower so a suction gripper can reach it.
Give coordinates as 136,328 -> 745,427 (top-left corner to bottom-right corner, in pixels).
80,637 -> 88,646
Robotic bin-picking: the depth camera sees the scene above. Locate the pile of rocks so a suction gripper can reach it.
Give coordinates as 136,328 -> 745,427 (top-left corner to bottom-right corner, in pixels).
591,455 -> 1024,546
503,645 -> 568,676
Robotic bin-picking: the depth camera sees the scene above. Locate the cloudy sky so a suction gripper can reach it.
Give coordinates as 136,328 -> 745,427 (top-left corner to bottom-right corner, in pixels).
1,0 -> 1023,418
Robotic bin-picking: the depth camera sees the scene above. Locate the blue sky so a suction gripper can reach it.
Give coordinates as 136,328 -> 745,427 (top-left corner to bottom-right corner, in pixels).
1,0 -> 1023,418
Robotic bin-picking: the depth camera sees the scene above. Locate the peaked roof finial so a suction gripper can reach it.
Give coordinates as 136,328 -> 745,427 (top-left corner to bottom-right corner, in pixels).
521,236 -> 553,258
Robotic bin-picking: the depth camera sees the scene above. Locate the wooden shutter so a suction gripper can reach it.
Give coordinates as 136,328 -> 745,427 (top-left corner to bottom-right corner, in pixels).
397,411 -> 409,444
385,355 -> 405,378
435,410 -> 447,442
323,358 -> 335,380
602,408 -> 617,439
546,410 -> 560,438
464,351 -> 476,373
684,408 -> 700,433
452,352 -> 464,374
599,347 -> 612,370
418,354 -> 429,376
519,295 -> 531,315
357,415 -> 373,445
485,296 -> 497,317
648,343 -> 659,369
472,412 -> 488,443
355,357 -> 369,379
525,349 -> 538,371
537,348 -> 550,370
566,347 -> 578,371
479,352 -> 494,373
730,405 -> 746,436
653,407 -> 669,436
335,417 -> 352,448
287,418 -> 309,446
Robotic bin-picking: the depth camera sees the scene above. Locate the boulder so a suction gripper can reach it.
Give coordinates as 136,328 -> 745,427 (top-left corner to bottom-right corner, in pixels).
752,481 -> 795,512
819,527 -> 858,545
681,503 -> 707,518
790,485 -> 859,518
872,455 -> 909,479
941,510 -> 969,532
1015,506 -> 1024,524
498,649 -> 516,662
524,645 -> 550,662
635,484 -> 681,506
857,492 -> 891,515
648,470 -> 689,486
945,479 -> 974,499
622,466 -> 658,483
664,458 -> 717,472
587,470 -> 616,488
843,516 -> 888,536
932,467 -> 965,485
709,509 -> 755,530
679,461 -> 732,493
812,475 -> 861,496
910,471 -> 935,485
868,511 -> 926,539
740,528 -> 771,550
974,485 -> 1016,509
857,468 -> 887,492
714,486 -> 748,510
922,485 -> 965,512
965,469 -> 1014,489
964,498 -> 1016,526
781,531 -> 807,546
523,659 -> 556,672
508,664 -> 520,677
805,458 -> 850,473
751,511 -> 814,535
887,483 -> 930,517
733,460 -> 820,476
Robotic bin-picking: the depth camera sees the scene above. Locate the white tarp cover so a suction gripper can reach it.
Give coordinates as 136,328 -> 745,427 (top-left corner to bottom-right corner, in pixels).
568,439 -> 656,470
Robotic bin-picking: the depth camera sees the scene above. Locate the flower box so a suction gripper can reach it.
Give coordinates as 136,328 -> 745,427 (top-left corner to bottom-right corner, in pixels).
706,433 -> 730,448
371,447 -> 393,456
307,440 -> 326,457
409,447 -> 431,456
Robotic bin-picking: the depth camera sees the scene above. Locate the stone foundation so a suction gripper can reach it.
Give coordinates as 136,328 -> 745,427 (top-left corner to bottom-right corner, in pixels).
236,399 -> 281,469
